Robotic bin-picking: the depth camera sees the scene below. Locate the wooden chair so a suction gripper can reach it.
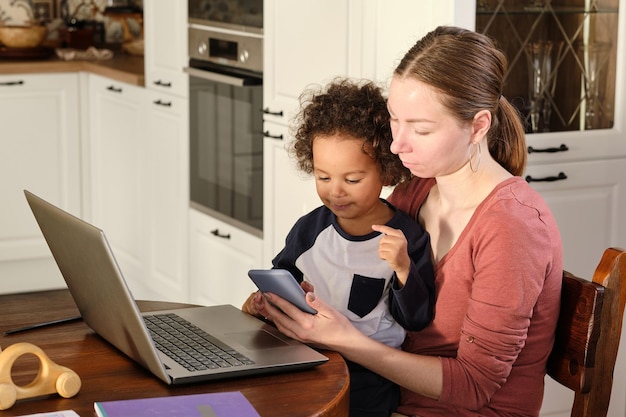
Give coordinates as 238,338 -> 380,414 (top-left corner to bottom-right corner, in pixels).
547,247 -> 626,417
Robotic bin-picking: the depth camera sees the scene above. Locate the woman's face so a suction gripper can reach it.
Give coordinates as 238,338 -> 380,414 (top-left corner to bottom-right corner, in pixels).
388,76 -> 473,179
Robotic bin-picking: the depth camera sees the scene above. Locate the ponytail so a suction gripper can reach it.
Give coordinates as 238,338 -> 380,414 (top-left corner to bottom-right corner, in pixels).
488,96 -> 527,176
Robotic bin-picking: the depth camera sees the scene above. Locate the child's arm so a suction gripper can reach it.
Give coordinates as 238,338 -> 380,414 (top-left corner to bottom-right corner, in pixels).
372,225 -> 411,285
373,223 -> 435,331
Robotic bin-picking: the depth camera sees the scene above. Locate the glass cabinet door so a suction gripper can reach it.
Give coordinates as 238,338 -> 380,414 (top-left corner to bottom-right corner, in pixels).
476,0 -> 619,133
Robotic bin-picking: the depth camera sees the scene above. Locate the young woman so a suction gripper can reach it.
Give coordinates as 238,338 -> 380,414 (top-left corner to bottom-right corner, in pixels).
248,27 -> 563,417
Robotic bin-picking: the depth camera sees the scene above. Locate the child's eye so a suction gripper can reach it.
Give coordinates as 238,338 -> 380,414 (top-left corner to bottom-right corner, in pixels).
317,176 -> 330,182
346,179 -> 361,184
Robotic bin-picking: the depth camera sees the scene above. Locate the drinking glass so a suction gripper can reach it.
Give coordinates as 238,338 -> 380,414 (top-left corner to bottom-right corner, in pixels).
578,42 -> 612,130
525,41 -> 556,133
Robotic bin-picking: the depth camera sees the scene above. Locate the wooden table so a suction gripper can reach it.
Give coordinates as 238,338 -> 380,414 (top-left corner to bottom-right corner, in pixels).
0,290 -> 349,417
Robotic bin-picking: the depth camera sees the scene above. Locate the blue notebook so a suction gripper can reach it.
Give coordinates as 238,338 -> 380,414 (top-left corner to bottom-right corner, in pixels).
94,392 -> 260,417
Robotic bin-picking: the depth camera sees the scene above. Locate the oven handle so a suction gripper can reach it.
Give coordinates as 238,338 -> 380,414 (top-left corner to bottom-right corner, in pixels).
184,67 -> 259,87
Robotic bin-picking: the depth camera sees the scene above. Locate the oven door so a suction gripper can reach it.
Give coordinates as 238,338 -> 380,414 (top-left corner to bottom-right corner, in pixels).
188,0 -> 263,34
186,65 -> 264,236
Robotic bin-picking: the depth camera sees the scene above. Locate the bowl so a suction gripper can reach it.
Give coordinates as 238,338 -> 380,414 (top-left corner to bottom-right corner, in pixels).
0,24 -> 48,48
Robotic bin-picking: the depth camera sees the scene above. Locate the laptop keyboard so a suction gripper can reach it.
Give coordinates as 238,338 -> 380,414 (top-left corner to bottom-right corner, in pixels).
144,313 -> 255,372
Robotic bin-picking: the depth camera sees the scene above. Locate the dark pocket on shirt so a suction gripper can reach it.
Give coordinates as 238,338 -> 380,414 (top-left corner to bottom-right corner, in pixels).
348,274 -> 385,318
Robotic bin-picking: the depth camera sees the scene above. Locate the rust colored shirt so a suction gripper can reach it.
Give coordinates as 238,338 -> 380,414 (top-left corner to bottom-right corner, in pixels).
389,177 -> 563,417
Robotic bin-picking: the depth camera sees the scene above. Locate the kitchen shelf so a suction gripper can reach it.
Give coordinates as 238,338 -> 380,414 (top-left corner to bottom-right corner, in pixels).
476,6 -> 618,15
476,0 -> 618,133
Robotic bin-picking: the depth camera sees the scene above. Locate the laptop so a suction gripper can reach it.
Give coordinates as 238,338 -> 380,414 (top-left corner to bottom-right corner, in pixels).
24,190 -> 327,385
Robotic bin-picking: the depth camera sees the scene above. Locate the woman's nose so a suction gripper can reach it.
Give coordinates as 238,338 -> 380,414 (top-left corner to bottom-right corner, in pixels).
390,131 -> 408,154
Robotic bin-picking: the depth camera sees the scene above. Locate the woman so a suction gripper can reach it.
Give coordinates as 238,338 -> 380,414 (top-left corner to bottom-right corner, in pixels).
251,26 -> 563,417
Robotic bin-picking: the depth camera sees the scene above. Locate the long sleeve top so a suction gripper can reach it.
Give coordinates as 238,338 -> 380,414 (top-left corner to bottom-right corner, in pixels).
389,177 -> 563,417
272,199 -> 435,348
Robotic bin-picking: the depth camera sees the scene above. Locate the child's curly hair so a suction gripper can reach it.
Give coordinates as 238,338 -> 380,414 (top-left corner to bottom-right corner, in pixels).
289,78 -> 412,186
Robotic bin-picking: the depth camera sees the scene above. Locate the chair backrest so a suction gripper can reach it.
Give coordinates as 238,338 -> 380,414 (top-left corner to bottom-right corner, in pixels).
547,247 -> 626,417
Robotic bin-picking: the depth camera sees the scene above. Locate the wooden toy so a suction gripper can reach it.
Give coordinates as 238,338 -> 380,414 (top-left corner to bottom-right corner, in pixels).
0,342 -> 81,410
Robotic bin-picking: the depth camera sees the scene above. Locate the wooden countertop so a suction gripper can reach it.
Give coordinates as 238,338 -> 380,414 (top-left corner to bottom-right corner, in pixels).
0,52 -> 145,86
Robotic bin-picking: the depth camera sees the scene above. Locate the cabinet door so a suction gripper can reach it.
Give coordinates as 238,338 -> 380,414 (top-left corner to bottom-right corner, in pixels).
143,90 -> 189,302
88,74 -> 146,297
262,122 -> 319,267
143,0 -> 188,97
263,0 -> 359,124
188,208 -> 261,308
363,0 -> 475,82
0,73 -> 80,294
526,158 -> 626,278
526,158 -> 626,417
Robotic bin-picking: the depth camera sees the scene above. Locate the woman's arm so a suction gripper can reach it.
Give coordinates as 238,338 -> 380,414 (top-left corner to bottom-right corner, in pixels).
255,290 -> 443,400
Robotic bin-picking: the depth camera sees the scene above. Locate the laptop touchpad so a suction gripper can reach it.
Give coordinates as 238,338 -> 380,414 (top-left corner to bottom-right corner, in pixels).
227,330 -> 289,350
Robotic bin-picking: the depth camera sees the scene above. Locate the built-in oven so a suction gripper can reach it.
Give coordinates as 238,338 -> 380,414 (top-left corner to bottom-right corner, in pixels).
186,0 -> 264,237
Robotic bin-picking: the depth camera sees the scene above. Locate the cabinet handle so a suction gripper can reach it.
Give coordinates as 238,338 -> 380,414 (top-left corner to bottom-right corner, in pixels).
527,144 -> 569,153
211,229 -> 231,239
262,108 -> 283,116
153,80 -> 172,87
153,99 -> 172,107
525,172 -> 568,183
263,130 -> 283,140
0,80 -> 24,86
106,85 -> 122,93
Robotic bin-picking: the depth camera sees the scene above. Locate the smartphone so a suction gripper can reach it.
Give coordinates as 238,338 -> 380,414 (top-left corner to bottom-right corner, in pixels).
247,269 -> 317,314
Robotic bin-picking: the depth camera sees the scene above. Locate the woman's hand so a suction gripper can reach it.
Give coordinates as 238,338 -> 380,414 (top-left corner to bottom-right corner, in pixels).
260,290 -> 359,350
242,281 -> 316,318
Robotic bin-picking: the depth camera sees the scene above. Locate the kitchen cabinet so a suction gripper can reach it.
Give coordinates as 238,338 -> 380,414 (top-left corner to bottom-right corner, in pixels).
262,0 -> 359,125
261,0 -> 472,265
476,1 -> 620,134
526,158 -> 626,279
262,122 -> 319,265
142,0 -> 190,302
262,0 -> 351,264
188,207 -> 260,308
143,0 -> 188,98
0,72 -> 81,294
143,89 -> 190,303
87,74 -> 189,303
87,73 -> 146,299
263,0 -> 472,127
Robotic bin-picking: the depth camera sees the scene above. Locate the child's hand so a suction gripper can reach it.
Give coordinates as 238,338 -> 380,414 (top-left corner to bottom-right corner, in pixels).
242,291 -> 264,317
372,224 -> 411,286
301,281 -> 315,293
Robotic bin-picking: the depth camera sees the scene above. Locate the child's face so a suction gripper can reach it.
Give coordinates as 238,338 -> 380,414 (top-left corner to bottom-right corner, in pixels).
312,134 -> 384,222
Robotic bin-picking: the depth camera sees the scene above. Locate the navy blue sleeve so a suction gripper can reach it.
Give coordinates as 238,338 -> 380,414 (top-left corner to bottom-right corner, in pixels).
271,206 -> 333,284
387,209 -> 435,331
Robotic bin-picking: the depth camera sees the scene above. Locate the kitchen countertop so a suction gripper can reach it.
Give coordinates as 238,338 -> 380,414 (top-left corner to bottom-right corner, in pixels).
0,51 -> 145,86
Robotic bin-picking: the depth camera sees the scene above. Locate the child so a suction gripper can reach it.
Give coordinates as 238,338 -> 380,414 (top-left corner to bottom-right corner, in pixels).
243,78 -> 435,417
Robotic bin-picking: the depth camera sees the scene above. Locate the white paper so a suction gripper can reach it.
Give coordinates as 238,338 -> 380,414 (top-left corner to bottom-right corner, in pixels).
15,411 -> 80,417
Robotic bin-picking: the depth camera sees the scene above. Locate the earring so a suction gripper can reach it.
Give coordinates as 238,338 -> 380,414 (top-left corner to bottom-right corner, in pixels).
469,142 -> 481,173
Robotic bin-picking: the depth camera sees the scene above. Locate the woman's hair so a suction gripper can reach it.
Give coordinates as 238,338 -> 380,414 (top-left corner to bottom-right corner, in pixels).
394,26 -> 527,176
290,78 -> 412,186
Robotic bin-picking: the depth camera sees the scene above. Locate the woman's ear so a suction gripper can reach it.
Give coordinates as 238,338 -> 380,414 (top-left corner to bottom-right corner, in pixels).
472,109 -> 492,139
